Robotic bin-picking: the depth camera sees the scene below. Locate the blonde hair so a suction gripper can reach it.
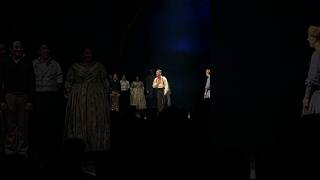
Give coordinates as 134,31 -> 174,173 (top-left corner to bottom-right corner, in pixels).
308,26 -> 320,38
308,26 -> 320,49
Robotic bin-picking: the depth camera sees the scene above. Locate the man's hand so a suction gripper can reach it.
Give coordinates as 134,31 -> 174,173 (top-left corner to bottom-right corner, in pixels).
303,98 -> 309,109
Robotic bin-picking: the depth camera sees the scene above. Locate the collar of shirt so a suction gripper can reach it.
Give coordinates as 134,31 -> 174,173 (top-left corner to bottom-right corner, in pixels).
36,57 -> 53,65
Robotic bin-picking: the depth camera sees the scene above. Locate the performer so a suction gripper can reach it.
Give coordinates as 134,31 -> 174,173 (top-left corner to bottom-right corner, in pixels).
0,41 -> 35,156
302,26 -> 320,116
130,75 -> 147,117
120,74 -> 130,114
110,73 -> 121,112
32,42 -> 63,164
152,69 -> 170,113
301,25 -> 320,176
64,48 -> 110,152
204,68 -> 211,100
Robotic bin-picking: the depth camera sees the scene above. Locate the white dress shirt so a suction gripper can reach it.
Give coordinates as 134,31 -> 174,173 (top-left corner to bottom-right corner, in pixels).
152,76 -> 169,95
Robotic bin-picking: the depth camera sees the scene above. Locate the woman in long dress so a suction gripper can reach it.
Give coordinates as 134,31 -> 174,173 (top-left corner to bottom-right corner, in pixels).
130,76 -> 147,117
64,48 -> 110,151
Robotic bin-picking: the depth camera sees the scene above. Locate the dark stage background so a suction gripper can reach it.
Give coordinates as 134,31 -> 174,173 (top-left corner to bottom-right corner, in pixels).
212,0 -> 320,178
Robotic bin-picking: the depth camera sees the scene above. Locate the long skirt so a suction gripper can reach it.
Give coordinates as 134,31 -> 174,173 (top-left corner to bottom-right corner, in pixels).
64,83 -> 110,152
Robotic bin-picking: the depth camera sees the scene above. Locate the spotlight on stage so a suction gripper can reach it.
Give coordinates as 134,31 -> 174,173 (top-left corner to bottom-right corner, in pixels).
149,0 -> 211,109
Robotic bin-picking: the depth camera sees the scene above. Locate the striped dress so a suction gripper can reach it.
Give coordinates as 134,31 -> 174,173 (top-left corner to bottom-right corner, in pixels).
64,62 -> 110,151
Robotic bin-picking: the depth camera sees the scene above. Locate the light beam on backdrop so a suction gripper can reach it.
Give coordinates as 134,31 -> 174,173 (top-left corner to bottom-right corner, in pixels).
150,0 -> 211,109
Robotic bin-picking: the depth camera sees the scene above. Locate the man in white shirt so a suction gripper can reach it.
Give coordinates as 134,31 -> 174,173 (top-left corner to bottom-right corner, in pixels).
120,74 -> 130,114
152,69 -> 170,113
32,42 -> 63,165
